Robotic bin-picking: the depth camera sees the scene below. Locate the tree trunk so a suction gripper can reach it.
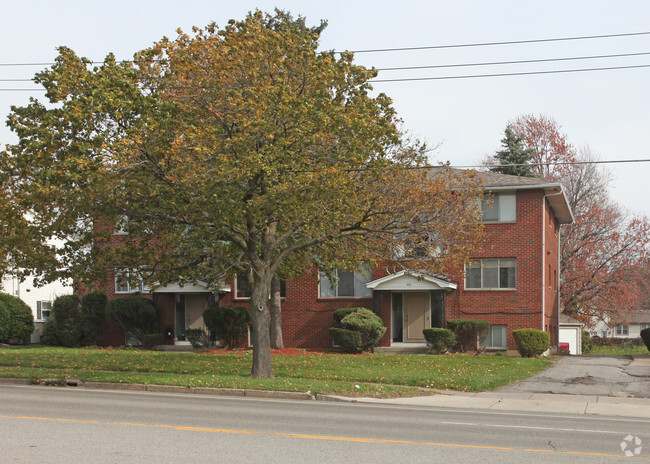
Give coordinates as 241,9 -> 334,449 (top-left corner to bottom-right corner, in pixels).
270,275 -> 284,349
250,269 -> 274,378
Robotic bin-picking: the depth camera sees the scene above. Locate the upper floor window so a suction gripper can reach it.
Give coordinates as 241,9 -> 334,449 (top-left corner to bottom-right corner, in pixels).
465,258 -> 516,290
235,273 -> 286,299
36,301 -> 52,321
319,265 -> 373,298
115,269 -> 145,294
113,215 -> 130,235
481,193 -> 516,222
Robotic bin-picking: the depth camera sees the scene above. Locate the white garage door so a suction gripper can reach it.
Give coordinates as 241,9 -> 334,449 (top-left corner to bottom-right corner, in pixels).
559,327 -> 580,355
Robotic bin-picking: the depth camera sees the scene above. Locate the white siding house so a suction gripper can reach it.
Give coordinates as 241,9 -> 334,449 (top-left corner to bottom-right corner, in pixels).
1,274 -> 72,342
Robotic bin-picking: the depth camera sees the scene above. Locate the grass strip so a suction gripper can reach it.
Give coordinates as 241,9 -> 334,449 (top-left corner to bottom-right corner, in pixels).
0,347 -> 552,397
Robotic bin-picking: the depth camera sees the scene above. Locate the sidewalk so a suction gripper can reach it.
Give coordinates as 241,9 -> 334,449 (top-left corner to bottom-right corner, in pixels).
341,391 -> 650,419
334,354 -> 650,418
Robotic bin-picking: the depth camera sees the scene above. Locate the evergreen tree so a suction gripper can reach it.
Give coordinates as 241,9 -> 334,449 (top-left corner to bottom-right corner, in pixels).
491,126 -> 536,177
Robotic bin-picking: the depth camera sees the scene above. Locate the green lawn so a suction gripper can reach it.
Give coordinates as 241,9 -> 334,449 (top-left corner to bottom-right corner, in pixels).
0,347 -> 552,398
586,345 -> 649,356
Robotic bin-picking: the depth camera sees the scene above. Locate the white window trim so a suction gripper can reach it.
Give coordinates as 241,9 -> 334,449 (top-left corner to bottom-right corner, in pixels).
481,193 -> 517,223
465,258 -> 516,290
233,274 -> 286,300
318,266 -> 373,299
114,269 -> 147,294
480,325 -> 507,349
36,300 -> 52,321
615,325 -> 629,336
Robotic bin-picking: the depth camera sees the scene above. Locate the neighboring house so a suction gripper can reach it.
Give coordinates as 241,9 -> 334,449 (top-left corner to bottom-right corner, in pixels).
99,171 -> 573,351
1,273 -> 73,342
592,310 -> 650,339
559,313 -> 584,355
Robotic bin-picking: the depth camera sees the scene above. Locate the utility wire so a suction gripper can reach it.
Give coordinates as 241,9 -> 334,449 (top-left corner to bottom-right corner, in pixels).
348,31 -> 650,54
2,30 -> 650,67
376,51 -> 650,71
4,62 -> 650,92
371,63 -> 650,82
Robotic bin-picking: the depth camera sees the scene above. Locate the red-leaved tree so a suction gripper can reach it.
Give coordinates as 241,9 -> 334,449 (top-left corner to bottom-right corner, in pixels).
508,116 -> 649,325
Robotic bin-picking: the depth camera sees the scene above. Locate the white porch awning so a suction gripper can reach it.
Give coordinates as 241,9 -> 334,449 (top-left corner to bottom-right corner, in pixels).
366,270 -> 457,292
152,281 -> 231,294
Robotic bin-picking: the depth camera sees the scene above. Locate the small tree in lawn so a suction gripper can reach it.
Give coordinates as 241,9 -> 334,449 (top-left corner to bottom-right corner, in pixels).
0,10 -> 484,377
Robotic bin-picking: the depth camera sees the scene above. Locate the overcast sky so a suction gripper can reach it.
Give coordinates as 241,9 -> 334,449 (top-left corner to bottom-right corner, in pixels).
2,0 -> 649,218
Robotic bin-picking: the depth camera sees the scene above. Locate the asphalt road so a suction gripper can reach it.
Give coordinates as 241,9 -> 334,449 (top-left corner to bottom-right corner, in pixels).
1,385 -> 649,463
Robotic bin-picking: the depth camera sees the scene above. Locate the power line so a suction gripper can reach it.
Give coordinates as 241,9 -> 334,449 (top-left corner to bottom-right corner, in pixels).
376,51 -> 650,72
371,63 -> 650,82
348,31 -> 650,54
2,30 -> 650,68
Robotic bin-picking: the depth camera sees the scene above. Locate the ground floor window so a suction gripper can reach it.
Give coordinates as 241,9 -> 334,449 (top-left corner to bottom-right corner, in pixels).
36,301 -> 52,321
615,325 -> 629,336
480,325 -> 507,349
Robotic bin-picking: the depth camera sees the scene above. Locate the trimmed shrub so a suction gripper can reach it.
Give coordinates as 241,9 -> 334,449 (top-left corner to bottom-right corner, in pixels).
513,328 -> 550,357
106,296 -> 158,345
340,308 -> 386,352
80,291 -> 107,345
0,301 -> 10,342
641,328 -> 650,351
333,307 -> 367,324
185,328 -> 211,349
446,319 -> 490,352
45,295 -> 82,347
202,305 -> 250,348
0,293 -> 34,343
329,327 -> 363,353
142,333 -> 164,349
581,330 -> 593,354
423,328 -> 456,354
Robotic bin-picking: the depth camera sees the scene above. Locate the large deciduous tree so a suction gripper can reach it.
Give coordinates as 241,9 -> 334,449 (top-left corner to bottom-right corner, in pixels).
0,11 -> 483,377
501,115 -> 649,323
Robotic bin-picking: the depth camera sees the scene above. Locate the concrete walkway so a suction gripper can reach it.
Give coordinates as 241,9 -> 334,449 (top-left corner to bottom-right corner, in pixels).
345,354 -> 650,418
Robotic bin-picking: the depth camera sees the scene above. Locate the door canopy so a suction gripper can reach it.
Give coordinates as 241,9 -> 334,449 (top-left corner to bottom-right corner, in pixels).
366,270 -> 457,292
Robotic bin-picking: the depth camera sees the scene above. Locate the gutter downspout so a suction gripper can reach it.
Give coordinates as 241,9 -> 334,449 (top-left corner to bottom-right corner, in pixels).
541,195 -> 546,333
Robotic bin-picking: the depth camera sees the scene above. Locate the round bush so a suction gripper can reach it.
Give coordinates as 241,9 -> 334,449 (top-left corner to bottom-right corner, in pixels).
48,294 -> 82,347
641,327 -> 650,351
513,328 -> 550,357
329,327 -> 363,353
0,293 -> 34,342
333,307 -> 367,324
0,301 -> 10,341
340,308 -> 386,352
423,328 -> 456,354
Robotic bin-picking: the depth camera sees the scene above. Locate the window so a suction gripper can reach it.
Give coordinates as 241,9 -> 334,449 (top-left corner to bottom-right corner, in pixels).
113,215 -> 130,235
319,265 -> 373,298
480,325 -> 507,349
615,325 -> 629,336
235,273 -> 286,299
481,193 -> 516,222
641,324 -> 650,331
37,301 -> 52,321
115,269 -> 144,293
465,259 -> 516,289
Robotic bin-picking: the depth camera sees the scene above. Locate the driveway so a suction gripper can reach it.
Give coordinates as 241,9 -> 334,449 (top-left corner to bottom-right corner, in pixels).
498,355 -> 650,398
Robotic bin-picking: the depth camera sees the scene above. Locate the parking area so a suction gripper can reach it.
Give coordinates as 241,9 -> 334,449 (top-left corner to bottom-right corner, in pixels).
498,355 -> 650,398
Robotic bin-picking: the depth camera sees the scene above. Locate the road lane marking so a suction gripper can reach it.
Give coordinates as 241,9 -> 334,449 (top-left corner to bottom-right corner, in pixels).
442,421 -> 625,434
0,413 -> 647,459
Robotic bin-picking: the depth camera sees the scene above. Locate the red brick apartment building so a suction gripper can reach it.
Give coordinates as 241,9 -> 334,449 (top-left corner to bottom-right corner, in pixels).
101,172 -> 573,351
